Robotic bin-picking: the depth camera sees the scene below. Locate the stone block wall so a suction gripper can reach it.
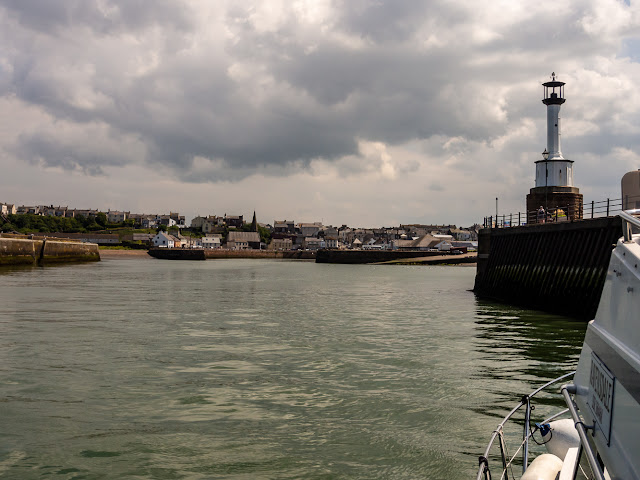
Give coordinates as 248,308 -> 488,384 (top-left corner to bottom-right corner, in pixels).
526,186 -> 583,224
0,235 -> 99,266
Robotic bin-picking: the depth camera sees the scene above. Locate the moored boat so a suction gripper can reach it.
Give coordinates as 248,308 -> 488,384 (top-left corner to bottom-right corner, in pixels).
477,210 -> 640,480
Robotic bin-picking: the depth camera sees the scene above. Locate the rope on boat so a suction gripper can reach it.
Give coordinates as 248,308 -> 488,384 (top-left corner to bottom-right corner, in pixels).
490,425 -> 517,480
498,429 -> 526,480
530,422 -> 552,446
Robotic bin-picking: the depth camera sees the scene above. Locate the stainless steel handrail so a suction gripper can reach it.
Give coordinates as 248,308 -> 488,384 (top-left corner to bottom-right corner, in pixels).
561,384 -> 606,480
476,371 -> 575,480
620,209 -> 640,242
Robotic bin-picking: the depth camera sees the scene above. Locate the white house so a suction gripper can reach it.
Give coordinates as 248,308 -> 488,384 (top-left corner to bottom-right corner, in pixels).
324,237 -> 339,249
433,234 -> 454,251
0,203 -> 16,215
448,228 -> 472,241
269,238 -> 293,250
152,231 -> 174,248
202,235 -> 222,249
303,237 -> 325,250
107,210 -> 129,223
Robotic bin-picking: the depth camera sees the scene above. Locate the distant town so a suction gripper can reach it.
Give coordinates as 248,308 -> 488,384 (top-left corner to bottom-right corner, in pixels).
0,203 -> 480,253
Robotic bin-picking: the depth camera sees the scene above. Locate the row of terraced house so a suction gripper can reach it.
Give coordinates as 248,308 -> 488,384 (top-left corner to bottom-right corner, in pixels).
0,203 -> 189,228
1,202 -> 479,252
187,216 -> 480,252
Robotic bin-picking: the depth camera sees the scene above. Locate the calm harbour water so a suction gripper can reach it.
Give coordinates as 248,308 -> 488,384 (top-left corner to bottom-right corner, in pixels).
0,257 -> 586,479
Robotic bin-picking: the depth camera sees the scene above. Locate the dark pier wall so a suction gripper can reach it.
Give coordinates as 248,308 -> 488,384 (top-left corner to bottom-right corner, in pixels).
148,248 -> 206,260
474,217 -> 622,320
147,249 -> 316,260
205,249 -> 315,260
316,250 -> 447,264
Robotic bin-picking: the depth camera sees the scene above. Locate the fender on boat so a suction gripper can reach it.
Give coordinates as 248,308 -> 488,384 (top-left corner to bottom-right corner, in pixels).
542,418 -> 580,460
521,454 -> 563,480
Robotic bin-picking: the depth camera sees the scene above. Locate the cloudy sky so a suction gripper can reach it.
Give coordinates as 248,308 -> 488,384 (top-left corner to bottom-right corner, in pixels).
1,0 -> 639,227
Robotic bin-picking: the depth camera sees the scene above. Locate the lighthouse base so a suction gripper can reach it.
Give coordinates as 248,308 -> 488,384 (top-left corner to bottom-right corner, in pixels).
526,186 -> 583,224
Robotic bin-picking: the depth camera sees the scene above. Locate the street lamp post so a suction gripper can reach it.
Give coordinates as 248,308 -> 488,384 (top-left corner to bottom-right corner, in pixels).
542,148 -> 549,221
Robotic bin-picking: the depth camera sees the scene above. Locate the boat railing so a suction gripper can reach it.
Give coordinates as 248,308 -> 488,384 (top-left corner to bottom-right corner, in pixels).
476,370 -> 613,480
560,384 -> 606,480
476,371 -> 574,480
620,208 -> 640,242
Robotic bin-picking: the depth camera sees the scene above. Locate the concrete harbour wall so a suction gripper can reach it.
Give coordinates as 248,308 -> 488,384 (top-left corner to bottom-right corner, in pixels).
0,234 -> 100,266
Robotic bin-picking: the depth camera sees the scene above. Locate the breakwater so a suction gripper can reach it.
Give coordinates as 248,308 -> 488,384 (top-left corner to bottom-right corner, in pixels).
147,248 -> 316,260
315,250 -> 458,264
473,216 -> 622,320
0,234 -> 100,266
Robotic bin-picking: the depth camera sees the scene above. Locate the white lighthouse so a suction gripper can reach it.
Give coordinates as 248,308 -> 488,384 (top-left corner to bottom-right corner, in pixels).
534,73 -> 574,188
526,73 -> 582,223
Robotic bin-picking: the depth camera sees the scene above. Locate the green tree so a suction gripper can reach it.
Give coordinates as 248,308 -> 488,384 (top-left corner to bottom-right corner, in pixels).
86,222 -> 102,231
96,212 -> 107,227
1,222 -> 15,232
257,225 -> 271,244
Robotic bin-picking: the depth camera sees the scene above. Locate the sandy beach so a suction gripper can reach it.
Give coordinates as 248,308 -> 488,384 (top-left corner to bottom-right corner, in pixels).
378,252 -> 477,266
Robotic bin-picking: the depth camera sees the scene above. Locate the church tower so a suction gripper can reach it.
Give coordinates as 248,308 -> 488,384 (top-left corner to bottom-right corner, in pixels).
251,211 -> 257,232
526,73 -> 583,223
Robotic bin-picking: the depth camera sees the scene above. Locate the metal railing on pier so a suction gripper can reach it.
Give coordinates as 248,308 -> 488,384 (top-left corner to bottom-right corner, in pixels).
483,196 -> 640,228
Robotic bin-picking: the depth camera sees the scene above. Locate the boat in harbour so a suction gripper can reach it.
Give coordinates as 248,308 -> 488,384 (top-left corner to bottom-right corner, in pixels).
476,210 -> 640,480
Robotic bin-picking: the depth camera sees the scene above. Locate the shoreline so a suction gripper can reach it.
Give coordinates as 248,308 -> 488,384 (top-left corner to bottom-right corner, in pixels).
99,248 -> 477,266
375,252 -> 477,266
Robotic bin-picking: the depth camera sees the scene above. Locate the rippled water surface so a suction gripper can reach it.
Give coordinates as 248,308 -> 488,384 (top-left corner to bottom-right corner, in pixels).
0,258 -> 586,479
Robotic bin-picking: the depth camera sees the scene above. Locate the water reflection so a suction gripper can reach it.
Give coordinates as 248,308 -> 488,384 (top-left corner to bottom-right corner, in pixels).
474,299 -> 586,370
471,297 -> 587,423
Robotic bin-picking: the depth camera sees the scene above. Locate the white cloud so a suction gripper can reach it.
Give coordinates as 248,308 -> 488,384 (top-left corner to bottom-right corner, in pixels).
1,0 -> 640,227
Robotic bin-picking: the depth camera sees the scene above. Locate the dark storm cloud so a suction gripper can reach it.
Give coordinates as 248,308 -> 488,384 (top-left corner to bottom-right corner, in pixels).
1,0 -> 639,185
14,133 -> 109,175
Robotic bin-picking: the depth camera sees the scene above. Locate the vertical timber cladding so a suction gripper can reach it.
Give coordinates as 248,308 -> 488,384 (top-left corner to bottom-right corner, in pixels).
473,217 -> 622,320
